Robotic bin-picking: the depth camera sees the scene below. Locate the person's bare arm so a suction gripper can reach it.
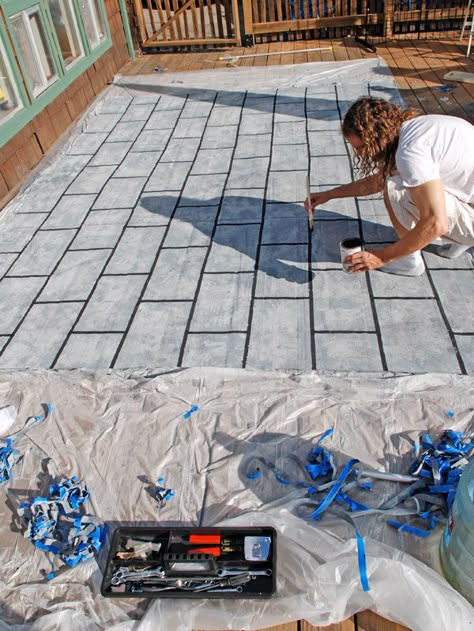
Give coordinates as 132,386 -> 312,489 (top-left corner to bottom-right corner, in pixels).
305,173 -> 384,210
348,179 -> 449,271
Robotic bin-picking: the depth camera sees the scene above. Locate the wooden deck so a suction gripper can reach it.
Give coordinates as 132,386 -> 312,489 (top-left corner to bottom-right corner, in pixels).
121,36 -> 474,122
119,34 -> 473,631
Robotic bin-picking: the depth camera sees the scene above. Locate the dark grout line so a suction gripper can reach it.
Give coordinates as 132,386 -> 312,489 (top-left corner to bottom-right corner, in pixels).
305,85 -> 317,370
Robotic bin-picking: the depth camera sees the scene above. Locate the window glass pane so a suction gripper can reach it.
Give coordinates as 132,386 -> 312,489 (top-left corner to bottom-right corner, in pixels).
48,0 -> 84,66
0,38 -> 22,124
78,0 -> 106,50
11,9 -> 57,96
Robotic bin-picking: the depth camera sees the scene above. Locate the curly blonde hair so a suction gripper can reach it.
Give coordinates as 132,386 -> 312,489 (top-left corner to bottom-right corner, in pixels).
342,97 -> 419,179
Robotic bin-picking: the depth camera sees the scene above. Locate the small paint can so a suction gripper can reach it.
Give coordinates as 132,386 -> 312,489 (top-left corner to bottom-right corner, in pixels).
340,237 -> 364,272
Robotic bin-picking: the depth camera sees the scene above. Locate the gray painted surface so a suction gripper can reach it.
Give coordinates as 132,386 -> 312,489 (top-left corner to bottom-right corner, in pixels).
0,64 -> 472,373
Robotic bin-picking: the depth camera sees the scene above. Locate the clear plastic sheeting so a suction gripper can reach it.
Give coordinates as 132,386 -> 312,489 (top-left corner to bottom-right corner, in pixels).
0,368 -> 473,630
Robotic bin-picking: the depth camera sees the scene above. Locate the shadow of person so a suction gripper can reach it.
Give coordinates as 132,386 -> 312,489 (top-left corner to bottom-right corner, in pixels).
139,193 -> 397,285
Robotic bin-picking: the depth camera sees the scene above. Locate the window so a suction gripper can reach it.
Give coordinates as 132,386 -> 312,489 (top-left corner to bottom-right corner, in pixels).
11,6 -> 57,96
0,37 -> 22,124
78,0 -> 106,50
48,0 -> 84,66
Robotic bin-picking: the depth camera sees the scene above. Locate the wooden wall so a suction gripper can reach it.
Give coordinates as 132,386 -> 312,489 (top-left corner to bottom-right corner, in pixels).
0,0 -> 130,210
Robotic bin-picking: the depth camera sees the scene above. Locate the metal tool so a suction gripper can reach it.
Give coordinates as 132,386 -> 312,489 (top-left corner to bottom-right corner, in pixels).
217,568 -> 272,577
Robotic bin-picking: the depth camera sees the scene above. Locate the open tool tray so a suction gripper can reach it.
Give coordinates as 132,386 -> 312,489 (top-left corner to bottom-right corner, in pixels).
101,526 -> 277,598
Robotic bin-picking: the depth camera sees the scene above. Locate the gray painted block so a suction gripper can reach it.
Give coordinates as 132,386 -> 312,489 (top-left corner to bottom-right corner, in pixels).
85,113 -> 122,133
206,224 -> 259,272
89,142 -> 132,166
430,270 -> 474,333
39,250 -> 110,301
456,335 -> 474,373
0,253 -> 16,278
55,333 -> 122,369
71,208 -> 131,249
181,100 -> 213,118
201,126 -> 238,149
43,195 -> 95,229
181,174 -> 227,205
164,219 -> 213,247
227,158 -> 270,189
312,270 -> 374,331
423,248 -> 474,270
146,162 -> 192,192
358,197 -> 397,243
376,299 -> 460,372
306,92 -> 338,109
172,118 -> 208,139
9,230 -> 74,276
262,216 -> 308,244
105,226 -> 166,274
308,188 -> 358,220
271,144 -> 308,171
274,101 -> 306,122
161,138 -> 201,162
154,95 -> 187,110
67,166 -> 116,195
121,103 -> 155,122
215,92 -> 245,107
175,205 -> 219,222
219,189 -> 264,223
315,333 -> 382,371
265,202 -> 305,219
107,121 -> 144,143
0,277 -> 45,334
0,212 -> 48,252
234,134 -> 271,159
267,170 -> 307,203
273,121 -> 307,145
308,132 -> 346,156
207,107 -> 242,127
145,109 -> 181,130
131,129 -> 173,153
94,177 -> 146,209
191,273 -> 253,331
256,245 -> 309,297
276,89 -> 305,102
76,275 -> 147,332
0,302 -> 82,369
369,269 -> 434,298
307,112 -> 343,132
145,247 -> 207,300
191,148 -> 234,175
114,301 -> 191,368
114,152 -> 161,178
68,133 -> 109,155
243,96 -> 274,114
98,97 -> 132,114
130,192 -> 177,225
246,298 -> 312,369
183,333 -> 245,367
311,219 -> 359,269
310,156 -> 352,186
240,114 -> 273,135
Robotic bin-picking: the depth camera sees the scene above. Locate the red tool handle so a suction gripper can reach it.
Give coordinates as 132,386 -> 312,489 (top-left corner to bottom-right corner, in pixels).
188,534 -> 221,544
188,546 -> 221,556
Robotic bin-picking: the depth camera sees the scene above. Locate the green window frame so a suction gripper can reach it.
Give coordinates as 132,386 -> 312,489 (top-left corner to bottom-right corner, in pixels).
0,0 -> 112,149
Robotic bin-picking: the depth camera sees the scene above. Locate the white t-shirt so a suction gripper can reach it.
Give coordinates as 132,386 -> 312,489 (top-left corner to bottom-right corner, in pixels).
395,115 -> 474,204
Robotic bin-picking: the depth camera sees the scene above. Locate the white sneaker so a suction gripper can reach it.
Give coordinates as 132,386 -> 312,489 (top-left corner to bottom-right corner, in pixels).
378,251 -> 425,276
430,243 -> 471,259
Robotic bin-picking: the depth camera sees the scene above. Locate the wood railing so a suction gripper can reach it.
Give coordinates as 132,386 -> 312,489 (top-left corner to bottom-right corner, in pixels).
130,0 -> 467,47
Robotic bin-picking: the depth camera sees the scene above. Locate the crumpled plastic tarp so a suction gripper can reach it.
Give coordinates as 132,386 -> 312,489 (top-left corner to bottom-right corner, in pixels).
0,368 -> 473,630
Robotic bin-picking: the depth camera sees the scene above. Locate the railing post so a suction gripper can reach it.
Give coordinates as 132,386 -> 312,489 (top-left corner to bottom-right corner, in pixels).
384,0 -> 395,38
241,0 -> 255,45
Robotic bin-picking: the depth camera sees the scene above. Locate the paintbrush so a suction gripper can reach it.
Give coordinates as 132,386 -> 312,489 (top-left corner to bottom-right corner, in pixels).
306,174 -> 313,231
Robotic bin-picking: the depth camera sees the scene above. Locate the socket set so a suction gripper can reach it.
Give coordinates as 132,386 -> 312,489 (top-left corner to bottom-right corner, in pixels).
101,526 -> 276,598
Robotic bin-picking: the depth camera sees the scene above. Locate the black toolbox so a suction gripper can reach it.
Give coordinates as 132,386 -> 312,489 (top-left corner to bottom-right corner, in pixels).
101,526 -> 277,598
